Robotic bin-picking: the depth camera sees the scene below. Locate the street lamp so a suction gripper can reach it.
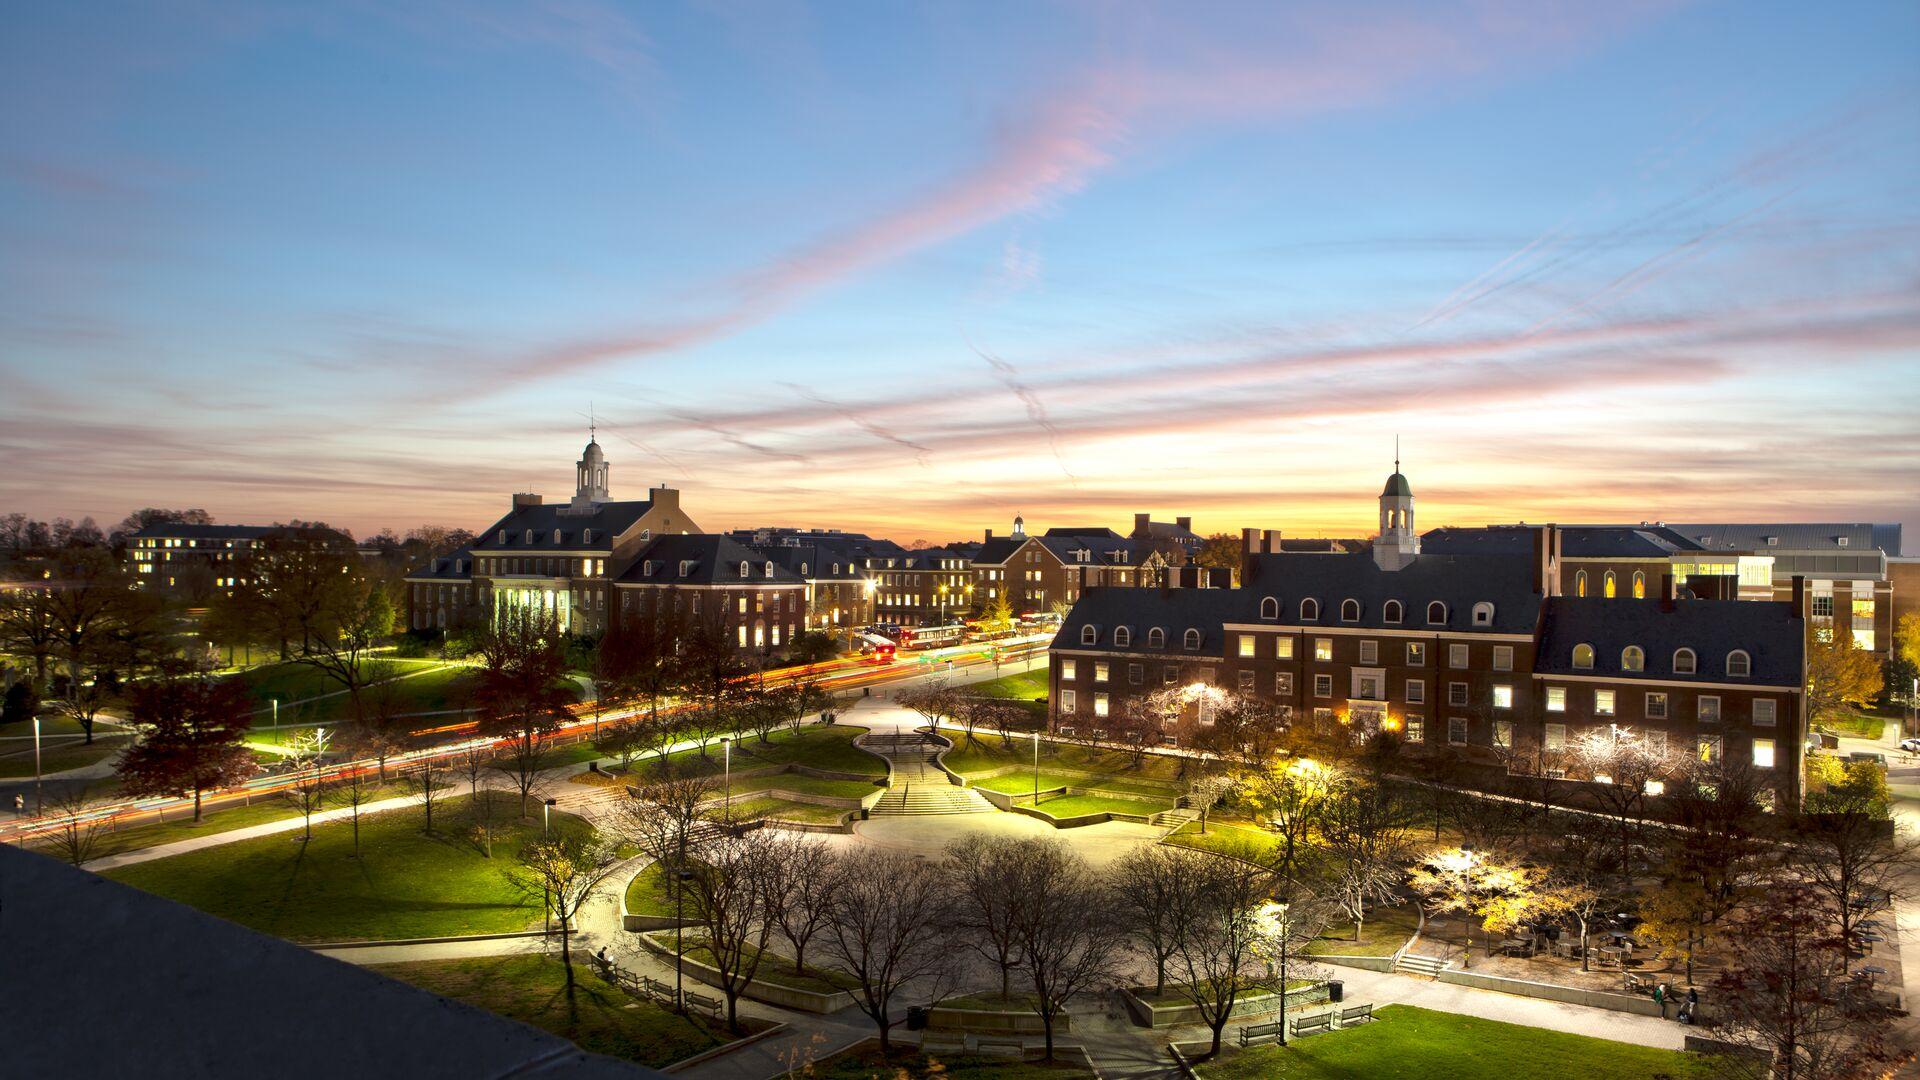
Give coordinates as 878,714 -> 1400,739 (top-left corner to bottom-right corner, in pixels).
721,736 -> 732,825
1276,895 -> 1293,1046
32,715 -> 43,815
542,797 -> 557,835
1031,729 -> 1041,807
674,867 -> 693,1011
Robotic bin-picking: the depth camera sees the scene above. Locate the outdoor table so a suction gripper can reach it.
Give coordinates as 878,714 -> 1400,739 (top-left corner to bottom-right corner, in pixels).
1858,965 -> 1888,981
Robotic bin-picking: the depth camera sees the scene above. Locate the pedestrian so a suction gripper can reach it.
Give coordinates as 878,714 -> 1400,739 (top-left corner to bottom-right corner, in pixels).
1653,983 -> 1667,1019
1684,987 -> 1699,1024
11,793 -> 23,814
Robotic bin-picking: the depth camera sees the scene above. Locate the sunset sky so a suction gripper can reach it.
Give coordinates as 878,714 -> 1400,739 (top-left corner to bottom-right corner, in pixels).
3,2 -> 1917,548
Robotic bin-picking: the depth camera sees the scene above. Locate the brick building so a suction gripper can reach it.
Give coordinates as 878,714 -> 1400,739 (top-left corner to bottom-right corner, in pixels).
1668,523 -> 1901,655
612,534 -> 807,660
128,522 -> 354,602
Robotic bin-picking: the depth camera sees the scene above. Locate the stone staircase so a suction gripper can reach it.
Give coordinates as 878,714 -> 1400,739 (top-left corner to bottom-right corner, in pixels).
1395,952 -> 1448,977
1151,807 -> 1199,831
861,732 -> 995,816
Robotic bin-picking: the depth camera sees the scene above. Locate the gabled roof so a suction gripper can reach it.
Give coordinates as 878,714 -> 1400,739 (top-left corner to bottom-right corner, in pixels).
1242,550 -> 1542,634
615,534 -> 804,586
1043,526 -> 1121,539
971,537 -> 1027,566
472,500 -> 655,553
1423,525 -> 1703,559
1535,597 -> 1803,687
1036,535 -> 1155,568
1054,586 -> 1242,657
407,546 -> 475,581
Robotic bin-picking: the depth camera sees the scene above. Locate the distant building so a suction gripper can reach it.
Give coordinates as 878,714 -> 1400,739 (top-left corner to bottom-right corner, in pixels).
127,522 -> 354,602
1667,523 -> 1900,654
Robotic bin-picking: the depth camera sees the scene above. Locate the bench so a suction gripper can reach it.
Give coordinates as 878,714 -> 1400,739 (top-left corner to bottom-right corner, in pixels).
1337,1003 -> 1374,1027
1238,1020 -> 1284,1048
1290,1012 -> 1333,1038
639,976 -> 676,1003
683,991 -> 724,1019
972,1037 -> 1028,1058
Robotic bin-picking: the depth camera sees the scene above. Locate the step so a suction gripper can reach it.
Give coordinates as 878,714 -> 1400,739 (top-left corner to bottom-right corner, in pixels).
1395,953 -> 1447,976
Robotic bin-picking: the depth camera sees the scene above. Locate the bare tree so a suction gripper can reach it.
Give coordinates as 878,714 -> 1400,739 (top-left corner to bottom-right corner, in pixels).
1312,777 -> 1417,945
1797,810 -> 1915,954
331,768 -> 377,857
41,787 -> 111,866
762,831 -> 843,979
944,834 -> 1031,998
1567,726 -> 1678,875
510,833 -> 622,991
621,771 -> 720,869
682,830 -> 781,1032
1240,756 -> 1332,876
821,849 -> 956,1057
1186,773 -> 1236,835
1110,845 -> 1205,996
282,770 -> 330,843
472,606 -> 577,817
1010,839 -> 1121,1060
408,757 -> 442,833
1171,857 -> 1327,1056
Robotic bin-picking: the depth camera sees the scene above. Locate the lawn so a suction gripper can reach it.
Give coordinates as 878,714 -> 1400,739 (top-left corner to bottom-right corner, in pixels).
103,792 -> 593,942
376,953 -> 734,1069
643,724 -> 885,779
726,772 -> 880,800
1164,819 -> 1281,864
940,732 -> 1193,788
708,795 -> 853,826
1307,901 -> 1422,957
1196,1005 -> 1713,1079
812,1044 -> 1091,1079
0,733 -> 130,777
1025,794 -> 1172,819
64,779 -> 421,861
968,664 -> 1051,701
1818,711 -> 1888,740
233,661 -> 476,727
625,860 -> 689,918
971,769 -> 1184,799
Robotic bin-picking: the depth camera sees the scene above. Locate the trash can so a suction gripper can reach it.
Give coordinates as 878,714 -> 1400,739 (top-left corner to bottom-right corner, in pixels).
1328,980 -> 1344,1003
906,1006 -> 929,1031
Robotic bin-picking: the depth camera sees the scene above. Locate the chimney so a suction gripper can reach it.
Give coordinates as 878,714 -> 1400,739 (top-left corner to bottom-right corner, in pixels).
984,528 -> 994,543
1134,513 -> 1150,538
512,492 -> 543,508
1176,516 -> 1192,532
647,485 -> 679,511
1790,575 -> 1807,619
1264,529 -> 1282,553
1242,527 -> 1260,556
1661,573 -> 1677,602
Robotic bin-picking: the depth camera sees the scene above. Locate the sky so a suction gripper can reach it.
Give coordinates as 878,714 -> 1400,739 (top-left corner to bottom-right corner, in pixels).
3,1 -> 1918,549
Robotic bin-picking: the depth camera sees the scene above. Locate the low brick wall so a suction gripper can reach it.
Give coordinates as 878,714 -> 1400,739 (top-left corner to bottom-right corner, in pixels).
1436,968 -> 1680,1018
1311,953 -> 1396,972
1120,982 -> 1330,1028
926,1004 -> 1068,1035
636,934 -> 855,1015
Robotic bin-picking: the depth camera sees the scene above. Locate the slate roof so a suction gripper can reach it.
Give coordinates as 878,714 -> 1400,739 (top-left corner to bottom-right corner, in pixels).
1242,550 -> 1544,634
1053,586 -> 1249,657
1666,522 -> 1885,554
615,533 -> 805,586
1044,526 -> 1122,539
130,522 -> 352,544
1535,597 -> 1803,687
1423,525 -> 1703,559
407,546 -> 475,581
742,539 -> 870,580
472,500 -> 656,554
971,537 -> 1027,566
1037,535 -> 1159,568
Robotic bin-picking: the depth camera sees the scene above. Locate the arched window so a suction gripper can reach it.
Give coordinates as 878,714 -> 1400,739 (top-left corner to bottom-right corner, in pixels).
1603,571 -> 1616,599
1471,601 -> 1495,626
800,563 -> 809,575
552,529 -> 561,543
1632,571 -> 1646,599
1259,596 -> 1279,621
1300,598 -> 1319,621
1426,601 -> 1447,625
1572,643 -> 1595,670
739,561 -> 750,578
1115,627 -> 1132,647
1340,599 -> 1360,622
1081,625 -> 1097,645
1726,650 -> 1751,678
1673,648 -> 1696,675
1622,646 -> 1644,672
1383,600 -> 1403,624
1148,627 -> 1165,648
1574,570 -> 1588,597
1184,628 -> 1202,650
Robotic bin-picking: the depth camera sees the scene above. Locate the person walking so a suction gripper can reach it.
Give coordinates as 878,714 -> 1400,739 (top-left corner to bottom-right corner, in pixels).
1654,982 -> 1668,1019
1678,986 -> 1698,1024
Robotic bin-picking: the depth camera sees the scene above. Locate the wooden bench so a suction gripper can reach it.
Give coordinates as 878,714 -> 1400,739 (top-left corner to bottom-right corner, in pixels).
1290,1012 -> 1333,1038
683,991 -> 724,1019
1238,1020 -> 1284,1047
639,976 -> 676,1004
1337,1003 -> 1374,1027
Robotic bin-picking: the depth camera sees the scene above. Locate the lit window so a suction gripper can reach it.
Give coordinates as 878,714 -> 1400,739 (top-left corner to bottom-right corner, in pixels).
1492,685 -> 1513,709
1546,687 -> 1566,712
1632,572 -> 1646,599
1094,694 -> 1109,718
1574,570 -> 1587,597
1545,723 -> 1566,751
1494,721 -> 1513,749
1572,643 -> 1594,670
1239,635 -> 1256,658
1406,642 -> 1425,666
1594,690 -> 1615,716
1622,646 -> 1644,672
1276,637 -> 1294,659
1314,638 -> 1333,661
1698,735 -> 1722,763
1060,659 -> 1076,679
1603,572 -> 1616,599
1752,738 -> 1775,769
1094,663 -> 1109,683
1405,717 -> 1424,743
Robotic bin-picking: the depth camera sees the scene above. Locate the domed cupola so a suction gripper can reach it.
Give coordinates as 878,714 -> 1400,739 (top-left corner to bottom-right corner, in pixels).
1374,448 -> 1420,571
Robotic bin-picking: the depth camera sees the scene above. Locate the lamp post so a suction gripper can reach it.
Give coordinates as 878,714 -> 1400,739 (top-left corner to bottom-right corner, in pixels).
675,866 -> 692,1011
1460,844 -> 1479,968
33,715 -> 44,815
271,697 -> 278,729
1276,895 -> 1293,1046
1031,729 -> 1040,807
543,797 -> 556,835
721,736 -> 732,826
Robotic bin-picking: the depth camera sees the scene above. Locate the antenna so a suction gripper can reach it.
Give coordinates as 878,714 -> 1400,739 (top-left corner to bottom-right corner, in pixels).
1394,435 -> 1400,474
589,401 -> 596,442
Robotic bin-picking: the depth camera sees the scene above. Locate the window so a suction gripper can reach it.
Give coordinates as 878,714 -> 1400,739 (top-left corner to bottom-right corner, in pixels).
1448,717 -> 1468,745
1448,682 -> 1469,706
1449,643 -> 1469,668
1726,650 -> 1751,678
1698,734 -> 1722,764
1358,640 -> 1378,664
1406,642 -> 1426,666
1114,627 -> 1131,647
1645,731 -> 1667,756
1494,721 -> 1513,749
1472,602 -> 1495,626
1752,738 -> 1775,769
1699,696 -> 1721,722
1603,571 -> 1616,599
1622,646 -> 1644,672
1646,692 -> 1667,719
1276,637 -> 1295,659
1060,690 -> 1076,713
1260,596 -> 1278,620
1238,634 -> 1256,658
1314,708 -> 1335,723
1341,599 -> 1360,622
1574,570 -> 1588,597
1427,601 -> 1447,625
1673,648 -> 1696,674
1406,679 -> 1425,704
1632,571 -> 1646,599
1493,646 -> 1513,672
1148,627 -> 1165,648
1753,699 -> 1776,727
1545,723 -> 1567,751
1094,662 -> 1109,683
1081,625 -> 1097,645
1094,694 -> 1109,718
1300,598 -> 1319,621
1594,690 -> 1616,716
739,561 -> 750,578
1492,685 -> 1513,709
1405,717 -> 1424,743
1276,672 -> 1294,695
1238,670 -> 1255,690
1572,643 -> 1595,670
1314,674 -> 1333,698
1314,638 -> 1333,661
1163,667 -> 1178,685
1384,600 -> 1403,624
1184,628 -> 1202,650
1546,686 -> 1567,712
1060,659 -> 1076,680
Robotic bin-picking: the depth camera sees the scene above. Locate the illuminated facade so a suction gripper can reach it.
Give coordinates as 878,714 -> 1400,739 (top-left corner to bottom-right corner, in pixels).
127,522 -> 353,603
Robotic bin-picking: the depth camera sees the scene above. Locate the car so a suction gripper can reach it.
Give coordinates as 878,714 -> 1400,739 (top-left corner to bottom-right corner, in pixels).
1899,737 -> 1920,755
1849,751 -> 1887,766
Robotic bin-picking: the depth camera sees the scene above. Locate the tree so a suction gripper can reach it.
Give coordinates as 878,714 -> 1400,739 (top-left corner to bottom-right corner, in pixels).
1193,533 -> 1242,586
978,594 -> 1014,638
1012,839 -> 1120,1061
473,607 -> 577,817
46,548 -> 150,743
1804,756 -> 1892,818
41,788 -> 110,866
1186,773 -> 1236,835
1407,846 -> 1537,967
117,667 -> 257,821
2,681 -> 39,727
1797,809 -> 1916,955
1566,726 -> 1677,876
1712,883 -> 1900,1080
1805,629 -> 1883,729
1170,855 -> 1323,1056
0,575 -> 60,686
896,684 -> 960,738
1110,845 -> 1205,996
622,771 -> 720,869
1240,756 -> 1332,876
1541,834 -> 1619,972
408,757 -> 442,833
1198,691 -> 1290,767
762,831 -> 843,979
944,834 -> 1031,999
511,833 -> 621,991
290,569 -> 395,727
788,630 -> 838,665
1313,777 -> 1417,945
682,831 -> 781,1032
332,768 -> 377,856
822,849 -> 956,1057
282,770 -> 331,843
114,507 -> 212,541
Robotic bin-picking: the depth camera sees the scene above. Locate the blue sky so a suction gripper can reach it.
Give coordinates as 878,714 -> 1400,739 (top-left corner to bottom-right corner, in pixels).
3,1 -> 1917,545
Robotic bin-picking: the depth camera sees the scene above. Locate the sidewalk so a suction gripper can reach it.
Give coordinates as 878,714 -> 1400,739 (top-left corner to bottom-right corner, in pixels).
1324,965 -> 1688,1049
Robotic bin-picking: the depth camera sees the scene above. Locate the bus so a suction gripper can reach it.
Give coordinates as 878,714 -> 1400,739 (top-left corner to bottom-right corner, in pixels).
856,632 -> 897,664
1016,612 -> 1063,633
899,623 -> 966,650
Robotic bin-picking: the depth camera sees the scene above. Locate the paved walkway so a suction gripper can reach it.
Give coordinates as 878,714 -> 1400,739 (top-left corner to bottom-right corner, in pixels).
82,791 -> 430,872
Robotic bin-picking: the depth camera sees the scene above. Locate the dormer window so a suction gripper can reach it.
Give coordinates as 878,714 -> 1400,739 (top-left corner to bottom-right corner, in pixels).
1183,628 -> 1202,650
552,529 -> 562,544
1572,643 -> 1594,670
1726,650 -> 1751,678
1340,599 -> 1360,622
1673,647 -> 1697,674
1836,536 -> 1849,547
1427,601 -> 1447,625
1622,645 -> 1644,672
1259,597 -> 1279,621
739,561 -> 750,579
679,560 -> 692,578
523,529 -> 534,544
498,529 -> 507,544
1148,627 -> 1165,648
1081,625 -> 1098,645
1764,536 -> 1777,546
763,562 -> 774,579
1300,598 -> 1319,621
1471,602 -> 1494,626
1384,600 -> 1403,624
1114,627 -> 1131,647
583,529 -> 593,543
801,563 -> 809,575
643,560 -> 654,577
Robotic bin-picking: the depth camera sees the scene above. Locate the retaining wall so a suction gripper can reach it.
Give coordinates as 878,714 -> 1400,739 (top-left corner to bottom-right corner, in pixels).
1119,982 -> 1330,1028
1436,968 -> 1681,1018
636,934 -> 855,1015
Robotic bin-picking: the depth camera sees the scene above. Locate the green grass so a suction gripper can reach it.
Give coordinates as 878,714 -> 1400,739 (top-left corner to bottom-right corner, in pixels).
1197,1005 -> 1713,1079
1136,979 -> 1313,1008
941,731 -> 1192,788
0,733 -> 130,777
63,779 -> 422,861
233,661 -> 476,727
0,715 -> 88,739
812,1045 -> 1091,1079
1026,794 -> 1171,820
1307,902 -> 1422,957
540,742 -> 607,767
646,724 -> 884,779
670,935 -> 861,995
968,664 -> 1051,701
103,792 -> 593,942
972,769 -> 1183,799
376,953 -> 734,1069
726,772 -> 879,800
709,796 -> 852,826
624,860 -> 688,918
1164,819 -> 1281,864
1818,711 -> 1888,740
